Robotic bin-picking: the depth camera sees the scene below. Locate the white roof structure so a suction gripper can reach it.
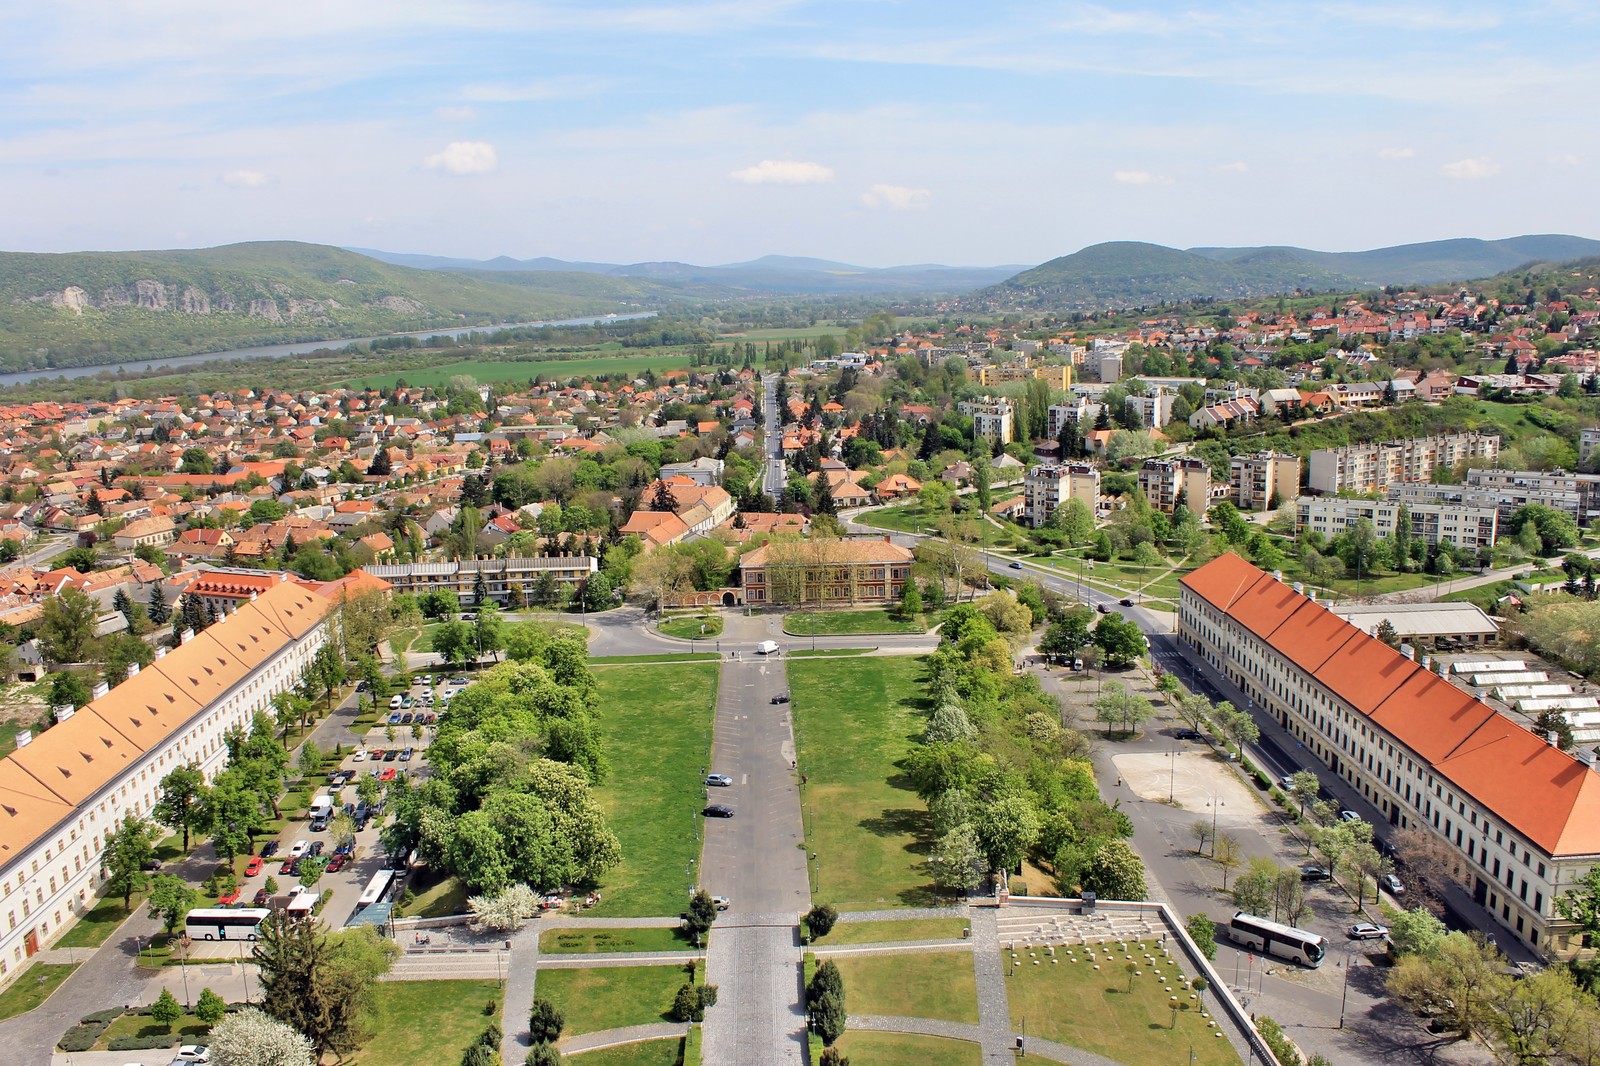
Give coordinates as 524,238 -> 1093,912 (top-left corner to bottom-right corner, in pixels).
1329,601 -> 1501,641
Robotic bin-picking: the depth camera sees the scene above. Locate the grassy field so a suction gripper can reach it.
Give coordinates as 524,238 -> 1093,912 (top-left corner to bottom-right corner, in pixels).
401,868 -> 470,919
539,927 -> 694,954
591,663 -> 719,916
96,1009 -> 210,1047
831,951 -> 979,1024
0,963 -> 75,1020
790,655 -> 936,909
54,894 -> 138,948
568,1037 -> 685,1066
832,1031 -> 982,1066
535,965 -> 690,1035
1006,946 -> 1240,1066
659,614 -> 724,640
858,503 -> 936,535
350,980 -> 503,1066
783,609 -> 927,636
349,352 -> 698,390
813,917 -> 969,945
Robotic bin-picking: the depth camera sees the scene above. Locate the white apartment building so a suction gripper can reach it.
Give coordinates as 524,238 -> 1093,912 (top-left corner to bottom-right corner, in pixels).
1230,452 -> 1300,512
1305,433 -> 1501,494
1460,468 -> 1600,525
1180,553 -> 1600,956
1582,428 -> 1600,465
1023,463 -> 1101,528
0,581 -> 331,986
1295,495 -> 1499,550
1124,389 -> 1176,430
1138,457 -> 1212,514
955,399 -> 1015,445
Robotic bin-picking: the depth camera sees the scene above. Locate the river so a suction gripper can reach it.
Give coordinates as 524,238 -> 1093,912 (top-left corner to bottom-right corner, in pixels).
0,311 -> 658,389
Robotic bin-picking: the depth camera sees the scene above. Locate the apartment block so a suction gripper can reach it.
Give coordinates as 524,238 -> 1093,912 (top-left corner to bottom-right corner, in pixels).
0,582 -> 331,987
1124,389 -> 1176,430
975,362 -> 1071,391
1230,452 -> 1300,511
1305,433 -> 1501,494
1460,468 -> 1600,524
956,399 -> 1015,444
1138,457 -> 1212,514
1180,554 -> 1600,956
1582,428 -> 1600,465
364,555 -> 599,602
1294,495 -> 1499,549
1023,463 -> 1101,528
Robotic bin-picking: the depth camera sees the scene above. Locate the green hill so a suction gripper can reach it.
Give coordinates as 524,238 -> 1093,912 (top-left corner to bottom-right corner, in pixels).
0,241 -> 690,374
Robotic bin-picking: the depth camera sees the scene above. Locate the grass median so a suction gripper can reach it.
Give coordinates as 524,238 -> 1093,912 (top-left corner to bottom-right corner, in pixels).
567,1037 -> 684,1065
783,609 -> 927,636
591,662 -> 719,917
539,927 -> 695,954
832,1031 -> 982,1066
830,951 -> 979,1024
790,654 -> 937,909
0,963 -> 75,1020
350,979 -> 504,1066
535,964 -> 690,1035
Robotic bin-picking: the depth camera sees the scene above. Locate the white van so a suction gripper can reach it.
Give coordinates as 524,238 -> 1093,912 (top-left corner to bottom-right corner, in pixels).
756,640 -> 779,655
308,795 -> 334,823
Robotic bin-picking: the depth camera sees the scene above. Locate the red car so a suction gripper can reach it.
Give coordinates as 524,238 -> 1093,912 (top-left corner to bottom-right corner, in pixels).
326,854 -> 348,873
379,767 -> 397,782
217,889 -> 241,907
280,859 -> 296,875
244,857 -> 263,877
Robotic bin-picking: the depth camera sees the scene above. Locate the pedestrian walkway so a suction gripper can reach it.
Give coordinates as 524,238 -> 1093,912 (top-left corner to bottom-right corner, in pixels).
558,1022 -> 690,1054
967,907 -> 1021,1064
995,909 -> 1165,948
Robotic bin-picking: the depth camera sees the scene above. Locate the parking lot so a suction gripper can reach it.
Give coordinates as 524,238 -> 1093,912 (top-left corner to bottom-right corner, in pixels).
187,671 -> 463,954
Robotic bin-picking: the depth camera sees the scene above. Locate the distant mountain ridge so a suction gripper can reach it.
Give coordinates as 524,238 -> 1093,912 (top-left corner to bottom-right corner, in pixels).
349,247 -> 1028,295
982,234 -> 1600,310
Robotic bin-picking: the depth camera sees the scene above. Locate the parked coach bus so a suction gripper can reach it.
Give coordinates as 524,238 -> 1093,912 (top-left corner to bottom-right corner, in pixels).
185,907 -> 272,941
1228,911 -> 1326,967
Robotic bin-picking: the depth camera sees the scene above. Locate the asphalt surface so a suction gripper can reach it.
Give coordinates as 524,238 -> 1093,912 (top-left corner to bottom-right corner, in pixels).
699,654 -> 809,1066
761,372 -> 788,498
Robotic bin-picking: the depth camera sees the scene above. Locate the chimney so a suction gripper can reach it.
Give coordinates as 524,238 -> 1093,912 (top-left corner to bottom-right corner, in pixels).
1399,644 -> 1415,661
1292,582 -> 1304,595
154,645 -> 166,659
1547,731 -> 1561,747
15,730 -> 30,748
53,704 -> 75,723
127,661 -> 140,677
179,627 -> 194,645
92,680 -> 110,699
1420,655 -> 1431,673
1578,748 -> 1596,768
1273,570 -> 1284,582
1307,589 -> 1317,602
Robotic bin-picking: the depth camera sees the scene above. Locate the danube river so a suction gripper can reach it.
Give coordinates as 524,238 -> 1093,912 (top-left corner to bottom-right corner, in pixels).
0,311 -> 657,388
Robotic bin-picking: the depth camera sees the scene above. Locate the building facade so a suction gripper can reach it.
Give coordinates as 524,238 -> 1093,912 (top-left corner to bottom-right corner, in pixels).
1179,554 -> 1600,956
1305,433 -> 1501,495
956,400 -> 1015,445
1230,452 -> 1301,512
1138,457 -> 1212,514
1294,495 -> 1499,549
363,556 -> 598,603
0,581 -> 331,987
1023,463 -> 1101,528
975,362 -> 1071,391
739,538 -> 913,606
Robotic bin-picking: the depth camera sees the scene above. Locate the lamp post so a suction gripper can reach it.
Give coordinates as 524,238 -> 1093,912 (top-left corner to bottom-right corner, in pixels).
1338,952 -> 1351,1029
1169,748 -> 1178,804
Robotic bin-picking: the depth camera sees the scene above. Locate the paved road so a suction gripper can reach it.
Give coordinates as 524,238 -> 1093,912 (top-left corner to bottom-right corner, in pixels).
761,373 -> 787,498
699,655 -> 809,1066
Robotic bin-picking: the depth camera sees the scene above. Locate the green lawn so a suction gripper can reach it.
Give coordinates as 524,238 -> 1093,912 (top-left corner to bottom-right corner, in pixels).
832,1031 -> 982,1066
659,614 -> 724,640
857,503 -> 937,535
791,655 -> 935,908
97,1009 -> 210,1047
590,663 -> 719,916
783,609 -> 928,636
568,1037 -> 684,1066
539,927 -> 694,954
1006,947 -> 1240,1066
535,965 -> 690,1035
0,963 -> 75,1020
402,869 -> 470,919
813,917 -> 969,945
54,894 -> 139,948
831,951 -> 979,1024
350,979 -> 504,1066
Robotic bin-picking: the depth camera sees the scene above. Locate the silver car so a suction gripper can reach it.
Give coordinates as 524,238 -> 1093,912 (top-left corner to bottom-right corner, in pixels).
704,773 -> 733,787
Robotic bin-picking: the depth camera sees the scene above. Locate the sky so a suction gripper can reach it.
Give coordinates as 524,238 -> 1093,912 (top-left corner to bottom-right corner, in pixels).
1,0 -> 1597,267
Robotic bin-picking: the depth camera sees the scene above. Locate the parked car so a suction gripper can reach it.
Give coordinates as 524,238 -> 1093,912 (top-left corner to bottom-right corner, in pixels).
389,695 -> 404,710
770,694 -> 790,704
171,1045 -> 211,1064
252,888 -> 270,907
1300,865 -> 1332,882
703,804 -> 735,818
261,840 -> 280,859
704,773 -> 733,787
369,748 -> 385,761
327,854 -> 348,873
383,749 -> 399,761
380,767 -> 397,782
244,857 -> 263,877
351,750 -> 368,763
142,858 -> 163,871
1174,729 -> 1204,741
400,747 -> 415,762
308,841 -> 325,857
1348,923 -> 1389,940
1382,873 -> 1406,896
710,895 -> 731,910
288,840 -> 310,858
217,889 -> 240,907
388,712 -> 403,725
1339,810 -> 1362,823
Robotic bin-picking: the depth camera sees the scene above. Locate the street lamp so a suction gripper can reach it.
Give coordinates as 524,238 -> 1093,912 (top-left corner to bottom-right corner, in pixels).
1169,748 -> 1178,804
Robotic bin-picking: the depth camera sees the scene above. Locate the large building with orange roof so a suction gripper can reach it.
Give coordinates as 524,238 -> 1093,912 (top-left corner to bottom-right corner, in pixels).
0,580 -> 332,984
1180,553 -> 1600,955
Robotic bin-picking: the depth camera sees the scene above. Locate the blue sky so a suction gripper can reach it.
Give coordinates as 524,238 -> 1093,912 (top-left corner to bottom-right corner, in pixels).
1,1 -> 1595,266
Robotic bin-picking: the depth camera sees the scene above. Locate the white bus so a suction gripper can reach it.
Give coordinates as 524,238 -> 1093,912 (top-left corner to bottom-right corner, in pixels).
185,907 -> 272,941
1228,911 -> 1327,968
357,870 -> 395,909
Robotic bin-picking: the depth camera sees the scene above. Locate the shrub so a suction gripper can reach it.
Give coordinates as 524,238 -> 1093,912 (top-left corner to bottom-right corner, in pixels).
672,983 -> 703,1023
528,998 -> 564,1044
81,1007 -> 124,1024
1185,914 -> 1217,961
804,903 -> 838,940
57,1025 -> 101,1053
1257,1016 -> 1298,1066
479,1022 -> 503,1047
109,1034 -> 187,1051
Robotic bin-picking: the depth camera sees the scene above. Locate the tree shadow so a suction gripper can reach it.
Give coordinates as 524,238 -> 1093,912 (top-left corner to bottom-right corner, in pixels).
860,807 -> 928,840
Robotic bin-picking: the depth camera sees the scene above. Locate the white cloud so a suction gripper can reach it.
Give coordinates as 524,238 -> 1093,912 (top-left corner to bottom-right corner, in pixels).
1550,152 -> 1580,166
729,159 -> 833,185
860,184 -> 932,210
1378,146 -> 1416,159
1114,170 -> 1173,186
1441,156 -> 1499,179
424,140 -> 497,175
220,168 -> 268,187
1219,161 -> 1248,173
435,105 -> 476,121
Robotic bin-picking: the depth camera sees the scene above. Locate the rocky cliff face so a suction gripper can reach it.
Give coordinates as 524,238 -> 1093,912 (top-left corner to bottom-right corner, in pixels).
27,279 -> 411,321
